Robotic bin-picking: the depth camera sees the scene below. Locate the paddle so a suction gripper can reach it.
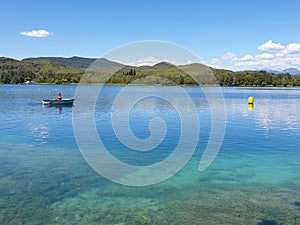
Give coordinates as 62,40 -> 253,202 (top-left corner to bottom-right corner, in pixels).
49,98 -> 58,104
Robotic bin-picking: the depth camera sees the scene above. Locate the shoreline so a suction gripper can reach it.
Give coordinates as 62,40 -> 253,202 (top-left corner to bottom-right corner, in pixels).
1,83 -> 300,88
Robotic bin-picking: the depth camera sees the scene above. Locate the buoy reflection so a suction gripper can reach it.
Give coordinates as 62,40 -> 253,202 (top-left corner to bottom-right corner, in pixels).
248,103 -> 254,111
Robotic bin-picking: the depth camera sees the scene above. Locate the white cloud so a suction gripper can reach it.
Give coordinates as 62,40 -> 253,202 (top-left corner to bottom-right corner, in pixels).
20,29 -> 50,37
209,53 -> 238,69
209,40 -> 300,71
113,57 -> 202,67
255,53 -> 274,60
240,54 -> 254,61
125,56 -> 180,67
132,56 -> 162,66
234,60 -> 261,68
127,56 -> 165,66
258,40 -> 284,51
283,43 -> 300,54
221,52 -> 237,60
210,58 -> 220,65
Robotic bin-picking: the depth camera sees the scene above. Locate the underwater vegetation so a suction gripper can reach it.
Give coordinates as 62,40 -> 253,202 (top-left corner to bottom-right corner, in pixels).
258,219 -> 280,225
294,201 -> 300,210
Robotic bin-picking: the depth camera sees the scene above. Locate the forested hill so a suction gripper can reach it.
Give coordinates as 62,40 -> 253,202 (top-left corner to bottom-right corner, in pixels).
0,57 -> 83,84
1,56 -> 300,86
103,62 -> 300,86
22,56 -> 124,69
211,68 -> 300,86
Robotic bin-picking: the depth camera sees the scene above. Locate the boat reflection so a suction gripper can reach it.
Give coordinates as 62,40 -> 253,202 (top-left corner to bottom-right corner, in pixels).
43,104 -> 73,114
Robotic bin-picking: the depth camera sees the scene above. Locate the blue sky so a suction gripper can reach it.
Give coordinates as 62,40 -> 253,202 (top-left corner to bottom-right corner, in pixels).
1,0 -> 300,70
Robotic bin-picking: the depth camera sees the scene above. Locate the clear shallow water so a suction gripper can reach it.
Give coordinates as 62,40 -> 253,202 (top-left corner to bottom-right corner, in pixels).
1,85 -> 300,224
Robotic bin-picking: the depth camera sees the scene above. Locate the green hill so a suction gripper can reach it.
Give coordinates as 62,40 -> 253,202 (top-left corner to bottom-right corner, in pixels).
0,57 -> 83,84
1,56 -> 300,86
22,56 -> 124,69
152,62 -> 176,69
104,62 -> 224,85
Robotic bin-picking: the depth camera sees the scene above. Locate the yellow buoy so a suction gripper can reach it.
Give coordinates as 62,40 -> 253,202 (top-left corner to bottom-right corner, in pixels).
248,96 -> 254,104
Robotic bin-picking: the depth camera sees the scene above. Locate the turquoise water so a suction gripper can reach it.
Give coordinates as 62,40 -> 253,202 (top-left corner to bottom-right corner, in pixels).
1,85 -> 300,224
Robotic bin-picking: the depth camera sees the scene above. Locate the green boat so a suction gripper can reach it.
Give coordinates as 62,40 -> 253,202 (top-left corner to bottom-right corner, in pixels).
42,98 -> 75,106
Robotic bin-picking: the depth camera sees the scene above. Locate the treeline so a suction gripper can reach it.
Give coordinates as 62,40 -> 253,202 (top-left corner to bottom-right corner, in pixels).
213,69 -> 300,86
107,63 -> 300,86
1,57 -> 300,86
0,57 -> 83,84
106,63 -> 194,85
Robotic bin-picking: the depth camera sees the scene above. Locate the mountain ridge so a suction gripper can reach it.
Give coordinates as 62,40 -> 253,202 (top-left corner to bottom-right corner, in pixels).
1,56 -> 300,86
22,56 -> 124,69
22,56 -> 300,74
263,67 -> 300,75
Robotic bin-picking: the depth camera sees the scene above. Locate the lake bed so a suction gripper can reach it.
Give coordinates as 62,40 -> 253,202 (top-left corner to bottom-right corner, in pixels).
0,85 -> 300,224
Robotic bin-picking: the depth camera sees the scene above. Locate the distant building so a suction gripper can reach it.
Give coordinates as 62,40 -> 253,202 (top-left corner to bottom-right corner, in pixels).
25,81 -> 36,85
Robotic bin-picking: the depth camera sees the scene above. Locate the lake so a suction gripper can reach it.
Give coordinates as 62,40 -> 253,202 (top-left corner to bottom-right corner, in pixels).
0,85 -> 300,224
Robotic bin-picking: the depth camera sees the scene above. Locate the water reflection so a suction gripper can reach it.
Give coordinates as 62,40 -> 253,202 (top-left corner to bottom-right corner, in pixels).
27,122 -> 50,143
248,103 -> 254,111
43,105 -> 72,114
254,99 -> 300,131
225,91 -> 300,132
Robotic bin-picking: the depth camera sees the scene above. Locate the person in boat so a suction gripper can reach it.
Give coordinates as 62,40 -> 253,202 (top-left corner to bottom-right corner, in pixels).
56,93 -> 63,100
